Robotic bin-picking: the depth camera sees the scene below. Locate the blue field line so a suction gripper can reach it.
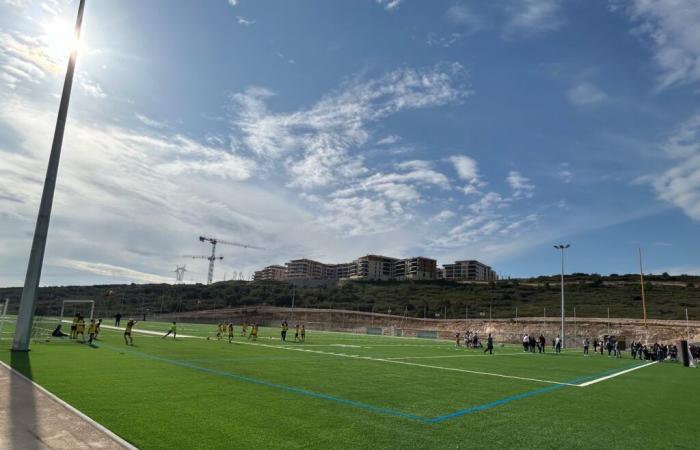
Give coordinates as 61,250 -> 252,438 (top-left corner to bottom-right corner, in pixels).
426,364 -> 644,424
97,343 -> 430,423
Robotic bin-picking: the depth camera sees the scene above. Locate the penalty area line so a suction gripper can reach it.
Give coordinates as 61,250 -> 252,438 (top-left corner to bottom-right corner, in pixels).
576,361 -> 657,387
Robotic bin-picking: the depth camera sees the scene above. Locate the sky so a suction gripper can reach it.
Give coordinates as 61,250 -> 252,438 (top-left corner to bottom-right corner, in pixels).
1,0 -> 700,286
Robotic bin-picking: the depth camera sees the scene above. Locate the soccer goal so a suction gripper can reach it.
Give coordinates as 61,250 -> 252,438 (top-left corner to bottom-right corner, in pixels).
31,299 -> 95,341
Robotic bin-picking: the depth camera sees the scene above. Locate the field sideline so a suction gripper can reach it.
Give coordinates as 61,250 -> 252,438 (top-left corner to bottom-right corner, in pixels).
0,319 -> 697,449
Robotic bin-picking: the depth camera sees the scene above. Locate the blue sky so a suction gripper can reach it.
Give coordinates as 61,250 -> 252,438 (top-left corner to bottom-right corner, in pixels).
1,0 -> 700,285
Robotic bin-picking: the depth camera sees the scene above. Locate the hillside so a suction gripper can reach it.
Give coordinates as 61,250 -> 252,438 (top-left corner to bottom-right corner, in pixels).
1,273 -> 699,321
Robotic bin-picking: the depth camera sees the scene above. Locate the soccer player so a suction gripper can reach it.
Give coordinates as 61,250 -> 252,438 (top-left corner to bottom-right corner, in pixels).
75,315 -> 86,342
94,319 -> 102,340
241,322 -> 248,337
281,321 -> 288,342
114,312 -> 122,327
87,319 -> 98,344
294,324 -> 300,342
162,321 -> 177,339
124,319 -> 136,345
555,335 -> 562,354
250,323 -> 258,341
583,337 -> 590,356
70,313 -> 79,339
216,323 -> 223,340
300,325 -> 306,342
228,322 -> 234,343
484,333 -> 494,355
463,332 -> 469,348
539,335 -> 546,353
455,332 -> 461,348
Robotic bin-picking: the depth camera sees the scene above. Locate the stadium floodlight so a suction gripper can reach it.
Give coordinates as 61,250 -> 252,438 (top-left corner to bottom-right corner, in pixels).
12,0 -> 86,351
553,244 -> 570,348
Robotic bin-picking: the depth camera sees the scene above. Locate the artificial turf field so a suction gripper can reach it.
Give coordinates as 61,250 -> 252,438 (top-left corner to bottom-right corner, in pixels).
0,319 -> 697,449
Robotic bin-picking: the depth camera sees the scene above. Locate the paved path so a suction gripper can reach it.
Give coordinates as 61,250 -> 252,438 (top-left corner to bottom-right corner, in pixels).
0,361 -> 135,450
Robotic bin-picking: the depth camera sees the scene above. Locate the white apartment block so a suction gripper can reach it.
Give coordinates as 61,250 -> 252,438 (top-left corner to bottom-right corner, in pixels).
441,260 -> 497,281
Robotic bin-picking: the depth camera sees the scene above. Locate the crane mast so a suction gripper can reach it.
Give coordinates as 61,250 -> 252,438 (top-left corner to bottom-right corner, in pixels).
196,236 -> 264,285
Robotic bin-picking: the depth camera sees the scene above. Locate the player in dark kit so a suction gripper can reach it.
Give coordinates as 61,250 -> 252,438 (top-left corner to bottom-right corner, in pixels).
484,333 -> 494,354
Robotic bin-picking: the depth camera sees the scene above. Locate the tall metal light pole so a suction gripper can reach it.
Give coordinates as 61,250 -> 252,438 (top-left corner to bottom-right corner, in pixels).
12,0 -> 86,351
553,244 -> 570,348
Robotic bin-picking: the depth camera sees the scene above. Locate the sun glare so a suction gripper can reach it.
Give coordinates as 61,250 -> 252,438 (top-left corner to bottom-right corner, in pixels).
42,18 -> 83,63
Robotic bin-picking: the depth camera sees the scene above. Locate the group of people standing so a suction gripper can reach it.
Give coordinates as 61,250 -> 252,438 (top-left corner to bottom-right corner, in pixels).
280,321 -> 306,343
454,331 -> 494,354
57,313 -> 102,345
522,333 -> 563,353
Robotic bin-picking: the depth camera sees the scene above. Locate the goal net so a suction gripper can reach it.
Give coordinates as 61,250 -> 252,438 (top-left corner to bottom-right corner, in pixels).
31,299 -> 95,342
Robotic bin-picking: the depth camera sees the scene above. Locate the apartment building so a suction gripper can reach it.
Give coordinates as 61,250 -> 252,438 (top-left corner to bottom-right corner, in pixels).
349,255 -> 397,280
255,254 -> 446,282
442,260 -> 497,281
285,259 -> 328,280
395,256 -> 438,280
253,265 -> 287,281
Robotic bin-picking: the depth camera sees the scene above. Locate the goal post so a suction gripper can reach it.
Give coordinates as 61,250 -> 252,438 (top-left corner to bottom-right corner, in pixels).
0,298 -> 9,341
31,299 -> 95,341
60,299 -> 95,323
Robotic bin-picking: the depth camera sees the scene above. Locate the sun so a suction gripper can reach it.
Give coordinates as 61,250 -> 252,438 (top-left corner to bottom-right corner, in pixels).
42,18 -> 84,64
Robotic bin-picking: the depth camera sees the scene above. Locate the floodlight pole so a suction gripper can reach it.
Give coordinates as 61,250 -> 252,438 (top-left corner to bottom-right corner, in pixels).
554,244 -> 570,348
12,0 -> 86,352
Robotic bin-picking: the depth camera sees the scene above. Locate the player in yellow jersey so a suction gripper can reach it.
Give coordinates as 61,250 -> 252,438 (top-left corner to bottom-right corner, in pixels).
70,313 -> 79,339
162,321 -> 177,340
87,319 -> 98,344
75,315 -> 86,342
294,324 -> 300,342
124,319 -> 136,345
228,322 -> 234,343
300,325 -> 306,343
241,322 -> 247,337
250,323 -> 258,341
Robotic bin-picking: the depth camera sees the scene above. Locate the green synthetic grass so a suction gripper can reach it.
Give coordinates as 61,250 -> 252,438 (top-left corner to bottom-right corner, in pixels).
0,320 -> 697,449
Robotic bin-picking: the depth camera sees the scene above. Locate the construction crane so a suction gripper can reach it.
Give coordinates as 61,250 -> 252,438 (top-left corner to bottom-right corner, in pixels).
197,236 -> 265,285
182,255 -> 222,284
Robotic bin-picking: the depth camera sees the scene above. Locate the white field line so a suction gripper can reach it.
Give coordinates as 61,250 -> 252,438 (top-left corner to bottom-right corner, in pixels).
94,323 -> 574,387
385,352 -> 530,360
576,361 -> 657,387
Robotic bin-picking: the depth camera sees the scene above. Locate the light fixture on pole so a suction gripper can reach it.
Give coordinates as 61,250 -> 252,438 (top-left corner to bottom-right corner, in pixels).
12,0 -> 86,352
553,244 -> 570,349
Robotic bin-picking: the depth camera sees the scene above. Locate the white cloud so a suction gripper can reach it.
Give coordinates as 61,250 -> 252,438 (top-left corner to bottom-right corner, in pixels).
58,259 -> 173,284
506,170 -> 535,198
376,135 -> 401,145
445,4 -> 486,32
236,16 -> 255,26
227,0 -> 238,6
620,0 -> 700,89
376,0 -> 402,12
449,155 -> 479,182
232,63 -> 469,189
566,81 -> 608,106
557,163 -> 573,183
426,32 -> 463,48
135,113 -> 167,129
431,210 -> 456,222
647,112 -> 700,221
77,73 -> 107,98
504,0 -> 564,37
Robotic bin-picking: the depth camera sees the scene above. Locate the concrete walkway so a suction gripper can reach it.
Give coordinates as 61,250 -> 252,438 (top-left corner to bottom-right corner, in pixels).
0,360 -> 135,450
